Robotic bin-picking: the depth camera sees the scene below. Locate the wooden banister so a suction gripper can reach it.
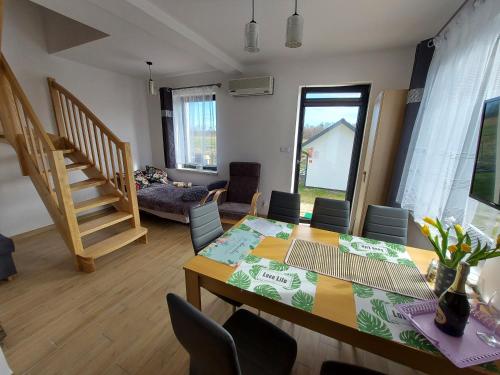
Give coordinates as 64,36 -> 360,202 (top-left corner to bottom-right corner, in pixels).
47,78 -> 140,222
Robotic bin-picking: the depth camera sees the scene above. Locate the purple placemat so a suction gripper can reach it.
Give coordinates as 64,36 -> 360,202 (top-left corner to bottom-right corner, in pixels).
396,299 -> 500,368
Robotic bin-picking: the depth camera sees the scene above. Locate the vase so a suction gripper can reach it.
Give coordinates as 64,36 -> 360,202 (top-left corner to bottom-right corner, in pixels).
434,262 -> 457,297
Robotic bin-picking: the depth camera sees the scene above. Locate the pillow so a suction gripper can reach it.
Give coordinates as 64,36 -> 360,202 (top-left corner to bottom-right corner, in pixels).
145,165 -> 168,184
134,170 -> 150,190
181,186 -> 209,202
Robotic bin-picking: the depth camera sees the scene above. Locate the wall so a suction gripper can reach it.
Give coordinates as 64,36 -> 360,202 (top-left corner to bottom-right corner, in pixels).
0,0 -> 152,236
148,47 -> 415,218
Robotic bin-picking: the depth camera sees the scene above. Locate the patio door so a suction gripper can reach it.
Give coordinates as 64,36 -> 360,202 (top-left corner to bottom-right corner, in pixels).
294,85 -> 370,220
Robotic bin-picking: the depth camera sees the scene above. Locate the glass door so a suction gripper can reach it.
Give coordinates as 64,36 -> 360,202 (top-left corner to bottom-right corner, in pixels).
294,85 -> 370,220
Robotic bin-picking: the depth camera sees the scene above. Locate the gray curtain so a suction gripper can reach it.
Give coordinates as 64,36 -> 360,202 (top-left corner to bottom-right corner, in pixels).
387,39 -> 435,206
160,87 -> 176,168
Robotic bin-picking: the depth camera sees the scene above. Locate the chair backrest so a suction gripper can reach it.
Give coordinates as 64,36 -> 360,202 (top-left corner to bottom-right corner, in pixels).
166,293 -> 241,375
362,205 -> 409,245
226,162 -> 261,204
267,190 -> 301,224
310,198 -> 350,234
189,201 -> 224,254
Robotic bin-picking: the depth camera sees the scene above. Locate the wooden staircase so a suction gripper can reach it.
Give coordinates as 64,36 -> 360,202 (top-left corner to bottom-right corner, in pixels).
0,54 -> 148,272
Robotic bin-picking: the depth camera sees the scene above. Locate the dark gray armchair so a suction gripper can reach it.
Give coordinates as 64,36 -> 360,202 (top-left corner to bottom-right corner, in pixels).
0,234 -> 16,280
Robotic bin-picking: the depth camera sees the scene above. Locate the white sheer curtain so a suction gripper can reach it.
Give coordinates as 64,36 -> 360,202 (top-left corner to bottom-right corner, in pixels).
172,85 -> 217,167
397,0 -> 500,226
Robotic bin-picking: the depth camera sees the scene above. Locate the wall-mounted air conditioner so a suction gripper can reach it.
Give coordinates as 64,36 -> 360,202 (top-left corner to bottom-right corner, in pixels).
228,76 -> 274,96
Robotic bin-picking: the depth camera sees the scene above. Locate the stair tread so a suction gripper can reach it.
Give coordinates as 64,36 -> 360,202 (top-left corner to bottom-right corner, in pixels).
66,162 -> 91,172
83,227 -> 147,259
79,211 -> 133,237
70,178 -> 106,192
62,149 -> 75,154
74,194 -> 120,213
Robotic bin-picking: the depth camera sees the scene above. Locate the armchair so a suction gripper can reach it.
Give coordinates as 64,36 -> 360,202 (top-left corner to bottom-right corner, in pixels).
202,162 -> 261,224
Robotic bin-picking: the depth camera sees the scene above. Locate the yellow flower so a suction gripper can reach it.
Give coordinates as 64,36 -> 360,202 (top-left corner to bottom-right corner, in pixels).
461,243 -> 471,253
454,224 -> 464,236
420,224 -> 430,237
448,244 -> 458,253
423,217 -> 438,227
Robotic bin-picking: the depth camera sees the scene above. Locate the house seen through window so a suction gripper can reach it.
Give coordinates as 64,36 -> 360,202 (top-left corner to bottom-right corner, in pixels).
172,86 -> 218,171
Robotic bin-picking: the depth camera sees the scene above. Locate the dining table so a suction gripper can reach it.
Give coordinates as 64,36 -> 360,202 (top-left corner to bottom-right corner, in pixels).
183,217 -> 499,375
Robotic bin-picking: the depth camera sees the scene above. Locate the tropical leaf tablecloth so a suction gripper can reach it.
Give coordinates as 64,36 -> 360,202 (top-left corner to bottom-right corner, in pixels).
353,283 -> 500,373
239,216 -> 295,239
199,228 -> 264,266
227,255 -> 318,312
339,234 -> 415,267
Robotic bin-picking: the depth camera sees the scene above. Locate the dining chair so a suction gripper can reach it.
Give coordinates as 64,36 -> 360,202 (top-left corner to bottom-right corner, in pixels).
167,293 -> 297,375
189,201 -> 225,255
189,202 -> 242,309
267,190 -> 301,224
320,361 -> 384,375
362,205 -> 409,245
310,198 -> 350,233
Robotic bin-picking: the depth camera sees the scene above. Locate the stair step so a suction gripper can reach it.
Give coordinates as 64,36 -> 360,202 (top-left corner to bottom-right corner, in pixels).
83,227 -> 147,259
62,149 -> 75,154
66,162 -> 91,172
74,194 -> 120,213
69,178 -> 106,192
79,211 -> 133,237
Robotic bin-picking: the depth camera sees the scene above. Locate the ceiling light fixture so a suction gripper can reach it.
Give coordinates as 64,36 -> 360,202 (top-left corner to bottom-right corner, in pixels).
244,0 -> 259,53
146,61 -> 156,96
286,0 -> 303,48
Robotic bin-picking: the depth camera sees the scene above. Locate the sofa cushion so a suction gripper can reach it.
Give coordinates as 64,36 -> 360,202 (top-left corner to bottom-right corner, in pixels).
145,165 -> 168,184
182,186 -> 209,202
134,170 -> 150,190
219,202 -> 251,217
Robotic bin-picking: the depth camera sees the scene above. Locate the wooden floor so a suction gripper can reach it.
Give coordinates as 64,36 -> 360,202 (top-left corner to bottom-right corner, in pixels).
0,214 -> 425,375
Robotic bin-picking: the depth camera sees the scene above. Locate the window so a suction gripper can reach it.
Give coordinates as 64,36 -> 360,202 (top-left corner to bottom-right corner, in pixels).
172,86 -> 217,171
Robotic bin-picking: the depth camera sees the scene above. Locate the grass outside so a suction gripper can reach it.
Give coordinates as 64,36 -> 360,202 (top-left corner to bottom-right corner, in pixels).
298,182 -> 346,218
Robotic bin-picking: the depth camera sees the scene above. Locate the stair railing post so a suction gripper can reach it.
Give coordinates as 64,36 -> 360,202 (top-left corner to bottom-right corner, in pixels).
48,149 -> 84,258
122,142 -> 141,228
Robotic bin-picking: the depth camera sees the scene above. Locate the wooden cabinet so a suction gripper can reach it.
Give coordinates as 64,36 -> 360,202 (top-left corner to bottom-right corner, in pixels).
352,90 -> 407,235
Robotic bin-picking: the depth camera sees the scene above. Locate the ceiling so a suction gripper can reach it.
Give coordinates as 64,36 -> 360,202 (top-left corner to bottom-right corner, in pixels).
30,0 -> 463,78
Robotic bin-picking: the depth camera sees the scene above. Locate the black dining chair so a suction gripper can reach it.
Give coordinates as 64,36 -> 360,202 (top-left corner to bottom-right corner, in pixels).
267,190 -> 301,224
320,361 -> 384,375
189,202 -> 242,309
167,293 -> 297,375
310,198 -> 350,233
362,205 -> 409,245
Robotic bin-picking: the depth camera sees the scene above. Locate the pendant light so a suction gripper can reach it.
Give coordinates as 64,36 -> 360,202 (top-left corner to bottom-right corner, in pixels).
146,61 -> 156,96
244,0 -> 259,53
286,0 -> 303,48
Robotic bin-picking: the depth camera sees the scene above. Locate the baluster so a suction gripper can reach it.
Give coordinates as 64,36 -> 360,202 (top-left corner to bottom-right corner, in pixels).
79,111 -> 90,159
72,102 -> 84,153
58,92 -> 71,140
101,131 -> 110,181
67,99 -> 80,150
86,117 -> 96,165
108,139 -> 118,188
117,148 -> 126,197
37,137 -> 51,190
13,97 -> 31,153
94,123 -> 104,173
62,96 -> 76,146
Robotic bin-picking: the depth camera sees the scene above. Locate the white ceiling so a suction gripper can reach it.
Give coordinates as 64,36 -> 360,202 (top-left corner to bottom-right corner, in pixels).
30,0 -> 462,78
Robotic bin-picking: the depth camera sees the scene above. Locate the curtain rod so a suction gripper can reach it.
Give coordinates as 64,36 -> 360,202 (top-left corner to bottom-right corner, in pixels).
171,83 -> 222,91
433,0 -> 469,38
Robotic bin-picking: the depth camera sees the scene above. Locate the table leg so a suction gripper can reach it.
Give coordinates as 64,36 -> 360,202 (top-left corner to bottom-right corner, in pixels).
185,269 -> 201,310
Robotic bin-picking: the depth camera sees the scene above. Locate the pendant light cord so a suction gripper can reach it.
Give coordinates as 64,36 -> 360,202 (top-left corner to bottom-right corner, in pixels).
294,0 -> 298,15
251,0 -> 255,22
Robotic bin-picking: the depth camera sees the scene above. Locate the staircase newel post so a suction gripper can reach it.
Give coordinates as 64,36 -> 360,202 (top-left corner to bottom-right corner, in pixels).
122,142 -> 141,229
48,150 -> 87,263
47,78 -> 66,139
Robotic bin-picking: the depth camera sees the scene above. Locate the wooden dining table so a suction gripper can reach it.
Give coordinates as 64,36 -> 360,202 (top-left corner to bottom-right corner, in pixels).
183,218 -> 499,375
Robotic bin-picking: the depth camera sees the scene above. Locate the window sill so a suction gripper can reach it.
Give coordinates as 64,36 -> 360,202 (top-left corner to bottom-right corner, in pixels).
176,167 -> 218,175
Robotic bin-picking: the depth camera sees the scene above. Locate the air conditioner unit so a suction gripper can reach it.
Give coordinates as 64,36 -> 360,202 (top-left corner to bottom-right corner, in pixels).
228,76 -> 274,96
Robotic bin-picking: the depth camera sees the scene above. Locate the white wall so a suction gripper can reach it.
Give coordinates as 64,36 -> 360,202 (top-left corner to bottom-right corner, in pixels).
0,0 -> 152,236
305,125 -> 354,191
148,47 -> 415,214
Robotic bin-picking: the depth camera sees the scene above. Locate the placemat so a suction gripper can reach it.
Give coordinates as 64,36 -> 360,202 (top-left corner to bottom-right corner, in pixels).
239,216 -> 295,239
284,239 -> 436,300
227,255 -> 318,312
